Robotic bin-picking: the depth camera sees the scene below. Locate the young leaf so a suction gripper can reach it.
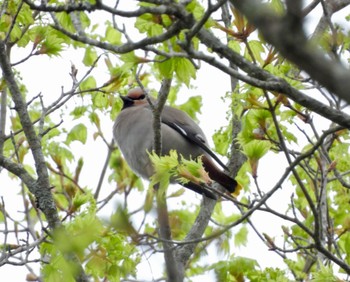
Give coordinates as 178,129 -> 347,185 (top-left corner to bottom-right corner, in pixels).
83,47 -> 98,66
80,76 -> 97,91
148,150 -> 179,192
213,125 -> 232,156
174,58 -> 196,87
234,225 -> 248,247
243,140 -> 271,177
155,56 -> 174,79
177,156 -> 211,186
66,124 -> 88,145
105,25 -> 122,45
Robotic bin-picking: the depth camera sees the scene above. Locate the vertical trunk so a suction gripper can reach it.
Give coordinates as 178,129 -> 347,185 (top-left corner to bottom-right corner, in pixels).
157,193 -> 181,282
0,89 -> 7,154
316,149 -> 329,263
153,79 -> 181,281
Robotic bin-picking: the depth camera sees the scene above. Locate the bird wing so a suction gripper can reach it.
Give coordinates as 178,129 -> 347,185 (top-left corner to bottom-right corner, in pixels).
160,105 -> 229,172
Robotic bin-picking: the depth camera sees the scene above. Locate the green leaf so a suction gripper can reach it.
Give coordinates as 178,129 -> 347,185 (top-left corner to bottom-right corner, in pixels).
40,205 -> 103,282
168,209 -> 197,239
211,256 -> 258,282
89,112 -> 101,130
213,125 -> 232,156
148,150 -> 179,192
174,58 -> 196,86
66,123 -> 87,145
120,52 -> 141,71
72,193 -> 90,212
243,140 -> 271,177
279,124 -> 298,144
228,40 -> 241,53
105,25 -> 122,45
243,140 -> 270,160
311,264 -> 337,282
83,47 -> 98,66
155,56 -> 174,79
177,96 -> 202,120
92,93 -> 109,109
55,12 -> 75,33
245,40 -> 265,64
41,256 -> 76,282
18,4 -> 34,26
237,114 -> 258,145
78,12 -> 91,30
9,24 -> 22,42
270,0 -> 285,14
110,205 -> 137,236
160,14 -> 173,27
38,34 -> 64,56
70,106 -> 87,119
248,267 -> 288,282
144,187 -> 154,213
134,14 -> 163,36
57,216 -> 102,257
85,230 -> 140,280
235,162 -> 251,191
47,142 -> 75,166
234,225 -> 248,247
80,76 -> 96,91
177,155 -> 210,186
186,0 -> 205,20
42,126 -> 60,142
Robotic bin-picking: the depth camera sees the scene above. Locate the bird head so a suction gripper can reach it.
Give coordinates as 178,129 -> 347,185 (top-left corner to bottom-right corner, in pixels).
120,88 -> 148,109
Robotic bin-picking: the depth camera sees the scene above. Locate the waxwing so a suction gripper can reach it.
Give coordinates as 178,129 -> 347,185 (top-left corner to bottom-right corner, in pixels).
113,88 -> 238,199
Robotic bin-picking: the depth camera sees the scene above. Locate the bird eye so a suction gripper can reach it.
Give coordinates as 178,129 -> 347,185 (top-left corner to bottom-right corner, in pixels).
138,94 -> 146,100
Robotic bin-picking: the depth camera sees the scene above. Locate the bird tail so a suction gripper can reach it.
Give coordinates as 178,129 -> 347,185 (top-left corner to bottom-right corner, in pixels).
202,156 -> 239,194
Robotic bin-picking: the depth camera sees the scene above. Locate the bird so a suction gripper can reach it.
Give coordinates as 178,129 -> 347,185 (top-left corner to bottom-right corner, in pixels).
113,88 -> 238,199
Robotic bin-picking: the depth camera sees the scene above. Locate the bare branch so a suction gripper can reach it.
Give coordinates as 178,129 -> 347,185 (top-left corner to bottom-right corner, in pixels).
182,33 -> 350,129
0,41 -> 60,228
0,89 -> 7,155
230,0 -> 350,106
50,14 -> 190,54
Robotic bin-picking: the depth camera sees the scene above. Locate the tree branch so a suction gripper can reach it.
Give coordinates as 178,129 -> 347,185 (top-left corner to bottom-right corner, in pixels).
150,78 -> 182,282
184,31 -> 350,128
175,195 -> 216,277
50,12 -> 190,54
229,0 -> 350,105
0,155 -> 37,188
0,88 -> 7,155
0,41 -> 60,229
0,42 -> 90,282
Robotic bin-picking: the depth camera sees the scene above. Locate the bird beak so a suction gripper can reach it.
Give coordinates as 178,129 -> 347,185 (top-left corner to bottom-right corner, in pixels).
119,95 -> 133,104
119,95 -> 134,109
119,95 -> 128,102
